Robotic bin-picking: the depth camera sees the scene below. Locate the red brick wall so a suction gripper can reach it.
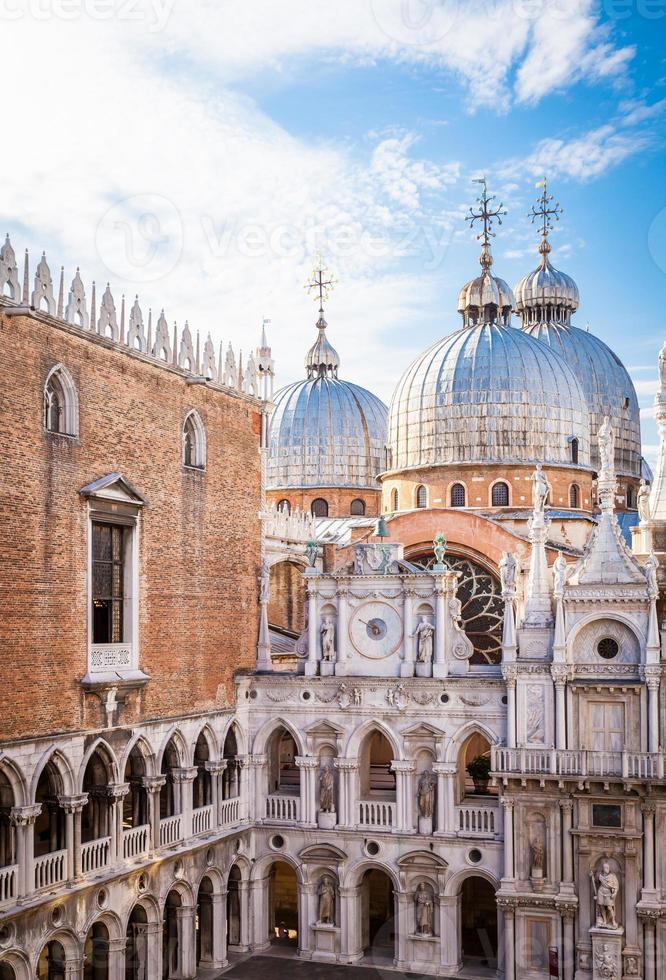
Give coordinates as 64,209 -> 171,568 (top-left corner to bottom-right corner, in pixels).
266,487 -> 380,518
0,308 -> 261,740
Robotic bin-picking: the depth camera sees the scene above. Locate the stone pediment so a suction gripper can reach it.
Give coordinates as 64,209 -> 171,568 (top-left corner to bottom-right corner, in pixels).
401,722 -> 446,740
304,719 -> 345,738
80,472 -> 146,506
298,843 -> 347,863
397,850 -> 448,871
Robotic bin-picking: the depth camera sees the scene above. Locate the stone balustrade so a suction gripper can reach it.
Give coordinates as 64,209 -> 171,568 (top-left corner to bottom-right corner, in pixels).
192,803 -> 214,836
0,864 -> 18,905
220,797 -> 240,827
265,794 -> 299,822
123,824 -> 150,860
159,814 -> 183,847
455,802 -> 499,839
493,746 -> 666,781
34,849 -> 67,890
357,799 -> 396,830
81,836 -> 111,875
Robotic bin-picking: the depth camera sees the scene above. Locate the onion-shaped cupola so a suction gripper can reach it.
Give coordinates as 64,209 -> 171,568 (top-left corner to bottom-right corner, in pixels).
515,181 -> 642,479
457,180 -> 514,327
267,260 -> 387,491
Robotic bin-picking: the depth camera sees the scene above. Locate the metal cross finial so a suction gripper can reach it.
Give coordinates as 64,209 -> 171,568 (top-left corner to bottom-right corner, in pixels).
529,177 -> 563,239
466,177 -> 507,248
305,251 -> 337,315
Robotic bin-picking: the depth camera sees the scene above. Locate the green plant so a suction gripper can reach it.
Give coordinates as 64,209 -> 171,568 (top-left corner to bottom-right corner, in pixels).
466,754 -> 491,780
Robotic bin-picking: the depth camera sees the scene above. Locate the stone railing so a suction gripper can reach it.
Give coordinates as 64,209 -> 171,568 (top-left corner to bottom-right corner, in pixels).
0,865 -> 18,904
263,503 -> 316,542
220,797 -> 240,827
456,803 -> 499,839
357,800 -> 396,830
34,849 -> 67,891
492,747 -> 665,781
123,824 -> 150,860
159,814 -> 183,847
192,804 -> 214,837
265,795 -> 299,822
81,837 -> 111,875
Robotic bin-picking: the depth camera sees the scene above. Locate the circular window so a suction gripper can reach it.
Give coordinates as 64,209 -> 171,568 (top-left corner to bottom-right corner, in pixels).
439,693 -> 449,705
501,695 -> 508,706
271,834 -> 285,850
365,840 -> 380,857
0,923 -> 15,947
301,690 -> 312,702
51,906 -> 64,927
468,848 -> 482,864
206,847 -> 215,866
249,689 -> 258,700
137,872 -> 149,893
597,637 -> 619,660
96,888 -> 108,909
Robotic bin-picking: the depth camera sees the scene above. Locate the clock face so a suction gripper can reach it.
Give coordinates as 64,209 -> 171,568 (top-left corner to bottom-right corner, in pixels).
349,601 -> 403,659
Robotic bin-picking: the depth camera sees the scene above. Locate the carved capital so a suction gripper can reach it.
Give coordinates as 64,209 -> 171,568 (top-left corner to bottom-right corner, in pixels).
205,761 -> 227,776
295,756 -> 319,770
391,760 -> 415,774
559,799 -> 574,814
105,782 -> 130,801
334,758 -> 358,771
58,793 -> 88,814
250,754 -> 268,767
171,767 -> 198,784
141,775 -> 166,793
500,797 -> 515,812
9,803 -> 42,826
641,800 -> 657,817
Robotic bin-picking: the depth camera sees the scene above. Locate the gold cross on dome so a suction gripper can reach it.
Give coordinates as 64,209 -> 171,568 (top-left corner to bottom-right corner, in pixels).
466,177 -> 507,248
305,252 -> 337,314
529,177 -> 563,238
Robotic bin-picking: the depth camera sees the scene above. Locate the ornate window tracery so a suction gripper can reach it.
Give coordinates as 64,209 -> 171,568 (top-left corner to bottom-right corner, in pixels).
44,364 -> 78,436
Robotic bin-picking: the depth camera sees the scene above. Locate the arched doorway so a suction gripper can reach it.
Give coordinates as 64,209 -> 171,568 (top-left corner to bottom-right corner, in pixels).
461,876 -> 498,970
162,890 -> 181,979
125,904 -> 148,979
458,732 -> 496,801
83,921 -> 109,979
227,865 -> 242,949
359,731 -> 396,798
361,869 -> 395,961
196,876 -> 214,969
267,728 -> 298,796
269,862 -> 298,947
36,941 -> 66,979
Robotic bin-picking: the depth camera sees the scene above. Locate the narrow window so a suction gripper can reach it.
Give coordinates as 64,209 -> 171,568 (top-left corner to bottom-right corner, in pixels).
350,499 -> 366,516
491,482 -> 509,507
570,438 -> 579,465
92,522 -> 125,643
183,411 -> 206,469
44,365 -> 78,436
391,488 -> 399,512
416,485 -> 427,509
569,484 -> 580,508
626,485 -> 634,509
451,483 -> 466,507
277,499 -> 291,514
311,498 -> 328,518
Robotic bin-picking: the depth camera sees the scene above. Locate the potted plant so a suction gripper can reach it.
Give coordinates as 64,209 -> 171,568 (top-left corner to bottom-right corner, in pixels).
466,754 -> 491,794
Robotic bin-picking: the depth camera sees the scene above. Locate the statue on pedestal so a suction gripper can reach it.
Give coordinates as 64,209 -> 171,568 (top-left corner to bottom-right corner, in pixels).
591,863 -> 619,929
318,875 -> 335,925
433,532 -> 447,566
258,560 -> 270,604
644,552 -> 658,597
413,616 -> 435,664
553,552 -> 568,596
598,416 -> 615,476
321,617 -> 336,662
319,765 -> 335,813
499,552 -> 517,594
414,882 -> 434,936
532,464 -> 549,515
417,769 -> 436,820
637,480 -> 651,524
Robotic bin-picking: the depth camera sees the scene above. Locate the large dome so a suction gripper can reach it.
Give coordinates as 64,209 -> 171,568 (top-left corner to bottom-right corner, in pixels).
267,315 -> 388,490
387,321 -> 591,472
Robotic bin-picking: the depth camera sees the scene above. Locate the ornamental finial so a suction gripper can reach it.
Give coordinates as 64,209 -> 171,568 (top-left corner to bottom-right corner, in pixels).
304,250 -> 337,320
529,177 -> 563,263
466,177 -> 507,269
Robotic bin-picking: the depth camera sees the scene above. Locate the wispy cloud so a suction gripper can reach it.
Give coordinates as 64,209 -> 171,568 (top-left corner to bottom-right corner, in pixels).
501,124 -> 649,182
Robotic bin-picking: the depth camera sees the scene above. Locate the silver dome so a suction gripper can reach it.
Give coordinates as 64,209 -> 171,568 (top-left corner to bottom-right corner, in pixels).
514,242 -> 580,320
387,322 -> 591,471
520,322 -> 641,478
457,245 -> 515,328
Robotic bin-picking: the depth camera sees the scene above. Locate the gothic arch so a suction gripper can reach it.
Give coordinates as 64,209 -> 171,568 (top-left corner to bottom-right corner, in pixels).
345,719 -> 403,762
156,727 -> 189,769
43,363 -> 79,436
119,734 -> 156,780
123,895 -> 161,930
182,409 -> 207,469
0,756 -> 27,807
252,717 -> 306,757
443,866 -> 500,897
77,737 -> 119,793
193,723 -> 219,762
160,878 -> 195,908
567,611 -> 645,657
444,721 -> 500,764
194,865 -> 226,894
221,718 -> 247,756
35,928 -> 81,963
29,747 -> 75,801
225,854 -> 251,883
81,908 -> 123,943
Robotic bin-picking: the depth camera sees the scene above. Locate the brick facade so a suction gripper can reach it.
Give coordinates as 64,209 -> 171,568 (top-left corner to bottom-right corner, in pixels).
0,306 -> 262,741
266,487 -> 380,519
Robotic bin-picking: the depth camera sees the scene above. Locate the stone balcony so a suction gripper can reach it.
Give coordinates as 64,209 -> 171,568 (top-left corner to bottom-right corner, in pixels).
492,746 -> 666,784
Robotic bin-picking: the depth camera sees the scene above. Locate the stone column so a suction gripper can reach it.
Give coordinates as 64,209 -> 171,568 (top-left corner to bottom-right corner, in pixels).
559,907 -> 576,980
559,799 -> 574,890
107,783 -> 129,865
59,794 -> 88,882
501,902 -> 515,980
306,582 -> 318,676
250,875 -> 271,952
439,893 -> 461,973
250,755 -> 268,823
642,917 -> 657,980
432,763 -> 454,834
296,757 -> 317,826
433,581 -> 447,678
502,666 -> 517,749
643,801 -> 657,895
401,588 -> 415,678
107,937 -> 127,980
339,885 -> 363,964
552,666 -> 568,751
10,804 -> 41,899
238,879 -> 251,951
238,755 -> 250,821
298,881 -> 314,957
395,890 -> 410,969
335,760 -> 357,828
501,798 -> 515,883
172,767 -> 197,840
392,761 -> 415,833
141,775 -> 165,854
336,587 -> 348,670
205,762 -> 225,827
176,905 -> 196,978
144,921 -> 162,979
645,669 -> 661,753
210,890 -> 228,969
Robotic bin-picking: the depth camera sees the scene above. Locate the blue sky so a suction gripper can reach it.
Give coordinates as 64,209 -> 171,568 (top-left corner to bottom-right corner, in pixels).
3,0 -> 665,462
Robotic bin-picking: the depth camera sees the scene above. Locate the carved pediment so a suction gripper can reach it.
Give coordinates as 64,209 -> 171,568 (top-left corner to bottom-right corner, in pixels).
80,473 -> 146,506
396,850 -> 448,871
298,843 -> 347,863
304,719 -> 345,738
401,722 -> 446,740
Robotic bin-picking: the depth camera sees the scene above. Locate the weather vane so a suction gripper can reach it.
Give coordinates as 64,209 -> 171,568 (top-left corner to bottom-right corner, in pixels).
466,176 -> 507,248
305,251 -> 337,315
529,177 -> 563,239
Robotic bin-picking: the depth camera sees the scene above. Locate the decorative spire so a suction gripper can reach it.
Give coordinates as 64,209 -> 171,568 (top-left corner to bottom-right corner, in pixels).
458,178 -> 514,328
466,176 -> 507,271
57,267 -> 64,318
304,252 -> 340,378
529,177 -> 563,264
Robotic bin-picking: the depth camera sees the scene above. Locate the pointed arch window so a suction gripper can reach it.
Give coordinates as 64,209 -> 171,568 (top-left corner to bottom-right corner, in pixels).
44,364 -> 78,436
416,485 -> 427,509
183,410 -> 206,470
491,481 -> 509,507
350,499 -> 366,516
450,483 -> 466,507
569,483 -> 580,508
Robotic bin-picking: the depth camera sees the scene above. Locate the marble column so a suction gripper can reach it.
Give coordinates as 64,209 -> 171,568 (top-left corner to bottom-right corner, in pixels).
175,906 -> 196,978
643,918 -> 657,980
107,783 -> 129,865
296,757 -> 318,826
643,801 -> 657,895
339,885 -> 362,964
433,582 -> 447,678
298,881 -> 314,957
335,760 -> 357,828
144,921 -> 162,979
107,937 -> 127,980
205,762 -> 224,828
395,891 -> 410,969
59,794 -> 87,882
336,587 -> 348,669
9,804 -> 41,899
141,776 -> 165,854
502,666 -> 517,749
250,875 -> 271,951
439,894 -> 461,973
392,761 -> 415,833
250,755 -> 268,823
306,584 -> 318,676
401,588 -> 415,678
552,670 -> 568,751
502,903 -> 515,980
501,798 -> 515,882
237,879 -> 251,951
432,764 -> 454,834
646,673 -> 660,753
172,767 -> 197,840
559,799 -> 574,890
560,908 -> 575,980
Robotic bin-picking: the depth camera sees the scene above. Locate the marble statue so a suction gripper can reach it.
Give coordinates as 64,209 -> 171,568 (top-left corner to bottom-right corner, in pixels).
637,480 -> 651,524
259,560 -> 270,604
553,552 -> 568,596
413,616 -> 435,663
591,863 -> 619,929
414,882 -> 434,937
318,875 -> 335,924
532,464 -> 549,514
594,944 -> 618,980
499,552 -> 517,593
433,532 -> 447,566
352,688 -> 362,706
321,617 -> 335,662
319,765 -> 335,813
353,545 -> 364,575
598,416 -> 614,475
645,552 -> 658,597
417,769 -> 436,819
305,538 -> 318,567
530,837 -> 544,876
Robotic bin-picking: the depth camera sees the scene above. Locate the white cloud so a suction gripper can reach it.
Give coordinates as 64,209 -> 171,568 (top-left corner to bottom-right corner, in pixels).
502,124 -> 647,182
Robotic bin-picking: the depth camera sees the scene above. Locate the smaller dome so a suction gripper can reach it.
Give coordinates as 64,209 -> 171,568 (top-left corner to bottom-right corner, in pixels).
514,240 -> 580,324
305,313 -> 340,378
457,246 -> 514,328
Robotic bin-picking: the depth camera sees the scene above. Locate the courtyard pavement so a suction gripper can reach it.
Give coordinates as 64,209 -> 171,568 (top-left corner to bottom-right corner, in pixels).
215,951 -> 496,980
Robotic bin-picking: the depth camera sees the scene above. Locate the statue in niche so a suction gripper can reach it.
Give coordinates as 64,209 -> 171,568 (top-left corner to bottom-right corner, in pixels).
499,552 -> 517,594
413,616 -> 434,663
553,553 -> 568,596
414,882 -> 434,936
417,769 -> 436,819
598,416 -> 615,475
318,875 -> 335,924
530,837 -> 544,877
645,552 -> 658,597
319,765 -> 335,813
637,480 -> 651,524
591,863 -> 620,929
352,688 -> 362,706
532,464 -> 549,514
321,617 -> 335,662
594,943 -> 619,980
526,686 -> 546,744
